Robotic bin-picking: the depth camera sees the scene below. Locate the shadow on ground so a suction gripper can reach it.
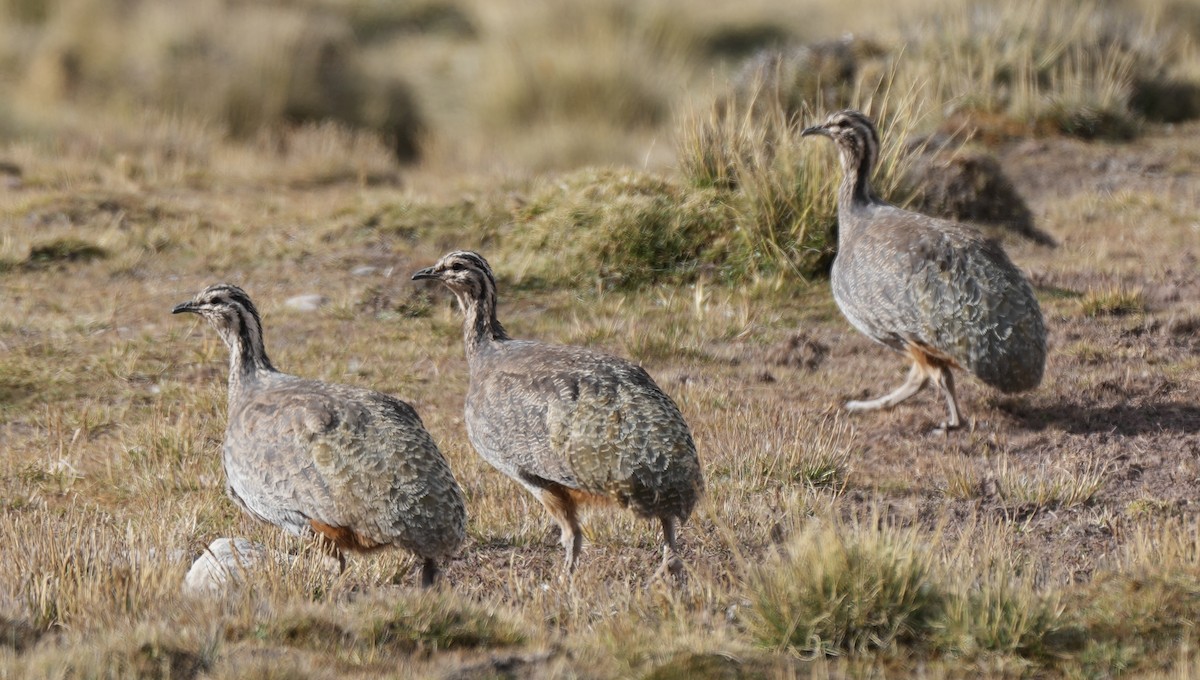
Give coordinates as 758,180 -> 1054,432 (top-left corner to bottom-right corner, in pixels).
1001,399 -> 1200,436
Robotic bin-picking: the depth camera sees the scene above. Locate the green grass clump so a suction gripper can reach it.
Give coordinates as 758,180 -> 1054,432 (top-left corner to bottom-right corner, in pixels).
505,167 -> 732,288
357,595 -> 525,653
237,593 -> 526,659
372,193 -> 512,249
746,520 -> 1090,670
745,522 -> 944,656
782,418 -> 852,488
1062,518 -> 1200,675
1080,285 -> 1146,318
1071,571 -> 1200,677
24,237 -> 108,267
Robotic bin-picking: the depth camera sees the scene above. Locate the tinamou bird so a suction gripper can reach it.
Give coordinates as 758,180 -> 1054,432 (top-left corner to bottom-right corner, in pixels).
802,110 -> 1046,431
172,284 -> 466,587
412,251 -> 703,578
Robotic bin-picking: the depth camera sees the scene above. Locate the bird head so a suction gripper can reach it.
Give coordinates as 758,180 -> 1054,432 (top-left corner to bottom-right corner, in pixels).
801,109 -> 877,143
173,283 -> 273,371
411,250 -> 496,299
172,283 -> 259,327
801,109 -> 881,180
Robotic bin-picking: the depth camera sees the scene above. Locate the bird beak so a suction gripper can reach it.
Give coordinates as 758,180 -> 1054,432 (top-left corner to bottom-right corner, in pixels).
172,301 -> 199,314
411,266 -> 439,281
800,124 -> 826,137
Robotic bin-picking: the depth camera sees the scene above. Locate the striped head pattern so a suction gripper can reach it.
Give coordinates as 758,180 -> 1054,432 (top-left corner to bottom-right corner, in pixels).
172,283 -> 273,372
412,250 -> 508,348
802,109 -> 881,204
412,250 -> 497,302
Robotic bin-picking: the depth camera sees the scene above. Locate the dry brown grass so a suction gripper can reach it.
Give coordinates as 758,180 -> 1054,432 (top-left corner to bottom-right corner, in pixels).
1,0 -> 1200,678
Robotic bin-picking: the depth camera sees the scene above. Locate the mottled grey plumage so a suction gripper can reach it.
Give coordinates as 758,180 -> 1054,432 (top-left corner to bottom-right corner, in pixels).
413,251 -> 703,577
802,110 -> 1046,430
172,284 -> 466,587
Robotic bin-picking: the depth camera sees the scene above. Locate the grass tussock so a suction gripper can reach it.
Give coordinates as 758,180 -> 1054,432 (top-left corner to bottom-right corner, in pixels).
996,459 -> 1108,510
937,526 -> 1075,662
746,518 -> 1082,671
1080,285 -> 1147,318
355,593 -> 526,653
0,509 -> 186,631
938,569 -> 1070,663
228,592 -> 526,658
505,167 -> 732,288
909,0 -> 1194,140
777,416 -> 854,489
225,122 -> 401,188
1059,518 -> 1200,676
746,520 -> 943,656
19,237 -> 108,269
943,457 -> 1107,510
1,0 -> 1199,182
676,61 -> 930,279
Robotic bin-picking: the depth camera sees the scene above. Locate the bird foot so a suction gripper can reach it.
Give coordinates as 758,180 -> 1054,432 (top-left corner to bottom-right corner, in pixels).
318,552 -> 345,576
930,420 -> 962,436
557,563 -> 577,589
652,553 -> 686,586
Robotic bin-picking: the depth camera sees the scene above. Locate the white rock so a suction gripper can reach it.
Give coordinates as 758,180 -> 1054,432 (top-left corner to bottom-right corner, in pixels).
351,265 -> 377,276
182,537 -> 274,597
284,294 -> 328,312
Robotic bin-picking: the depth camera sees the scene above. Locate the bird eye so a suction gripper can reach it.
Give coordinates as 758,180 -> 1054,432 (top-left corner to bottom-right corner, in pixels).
450,262 -> 465,271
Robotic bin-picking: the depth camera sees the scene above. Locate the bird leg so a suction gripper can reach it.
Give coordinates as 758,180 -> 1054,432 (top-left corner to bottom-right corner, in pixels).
535,485 -> 583,578
312,533 -> 347,574
846,362 -> 927,412
928,364 -> 962,432
653,516 -> 685,583
420,557 -> 439,589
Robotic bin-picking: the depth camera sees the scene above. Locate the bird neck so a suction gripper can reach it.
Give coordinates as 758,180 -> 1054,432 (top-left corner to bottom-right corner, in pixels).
216,314 -> 275,404
454,287 -> 509,363
837,141 -> 883,218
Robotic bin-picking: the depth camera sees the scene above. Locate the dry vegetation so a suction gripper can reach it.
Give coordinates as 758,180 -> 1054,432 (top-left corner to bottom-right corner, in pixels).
1,0 -> 1200,677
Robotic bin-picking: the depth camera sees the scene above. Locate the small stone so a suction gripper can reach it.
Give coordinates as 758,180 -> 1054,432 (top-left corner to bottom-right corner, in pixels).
182,537 -> 274,597
351,265 -> 377,277
285,294 -> 328,312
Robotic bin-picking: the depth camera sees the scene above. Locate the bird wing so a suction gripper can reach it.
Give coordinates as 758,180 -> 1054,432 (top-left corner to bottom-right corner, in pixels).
834,207 -> 1045,389
225,378 -> 464,551
466,362 -> 581,488
223,382 -> 342,537
466,343 -> 702,518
